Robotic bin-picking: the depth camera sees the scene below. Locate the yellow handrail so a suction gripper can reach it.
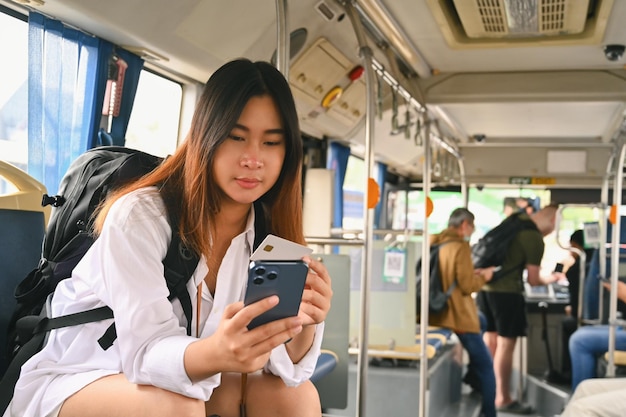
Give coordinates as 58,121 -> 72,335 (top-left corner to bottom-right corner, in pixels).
0,160 -> 51,226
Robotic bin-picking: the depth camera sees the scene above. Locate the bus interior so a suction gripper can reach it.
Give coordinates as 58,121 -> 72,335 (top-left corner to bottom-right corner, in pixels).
1,0 -> 626,416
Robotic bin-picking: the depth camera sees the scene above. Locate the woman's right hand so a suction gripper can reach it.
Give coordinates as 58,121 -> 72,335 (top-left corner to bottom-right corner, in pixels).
184,296 -> 303,381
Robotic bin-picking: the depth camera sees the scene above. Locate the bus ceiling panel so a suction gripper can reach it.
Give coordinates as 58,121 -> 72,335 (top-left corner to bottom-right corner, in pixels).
288,37 -> 372,140
466,176 -> 608,189
436,101 -> 625,145
347,128 -> 425,181
13,0 -> 360,84
462,146 -> 612,185
419,71 -> 626,104
369,0 -> 622,74
14,0 -> 232,82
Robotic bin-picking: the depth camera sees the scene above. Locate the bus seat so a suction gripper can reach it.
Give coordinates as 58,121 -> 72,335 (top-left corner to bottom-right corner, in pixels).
598,350 -> 626,379
311,253 -> 350,410
415,326 -> 454,357
0,208 -> 45,375
311,350 -> 338,383
359,343 -> 436,360
426,326 -> 454,341
604,350 -> 626,366
350,327 -> 455,360
0,160 -> 51,226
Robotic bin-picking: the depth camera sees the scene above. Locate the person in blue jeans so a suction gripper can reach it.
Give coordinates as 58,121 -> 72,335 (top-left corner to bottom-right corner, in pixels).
463,310 -> 488,392
426,208 -> 497,417
569,279 -> 626,391
583,218 -> 626,321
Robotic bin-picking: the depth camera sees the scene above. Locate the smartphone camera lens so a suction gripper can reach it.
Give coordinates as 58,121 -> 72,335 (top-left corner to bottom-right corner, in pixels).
253,277 -> 264,285
267,271 -> 278,280
254,266 -> 266,276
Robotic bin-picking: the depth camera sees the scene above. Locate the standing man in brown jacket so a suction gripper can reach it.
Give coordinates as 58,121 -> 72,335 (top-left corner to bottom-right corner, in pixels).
429,207 -> 497,417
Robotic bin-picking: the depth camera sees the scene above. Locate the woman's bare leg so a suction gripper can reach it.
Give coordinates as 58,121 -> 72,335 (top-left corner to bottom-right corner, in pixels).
59,374 -> 205,417
206,372 -> 321,417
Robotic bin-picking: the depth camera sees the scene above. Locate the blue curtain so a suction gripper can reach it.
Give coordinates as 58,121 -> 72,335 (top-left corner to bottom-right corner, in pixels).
28,12 -> 100,194
327,142 -> 350,229
28,12 -> 144,194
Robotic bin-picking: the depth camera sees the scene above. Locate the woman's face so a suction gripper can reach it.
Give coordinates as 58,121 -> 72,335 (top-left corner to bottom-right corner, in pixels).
213,95 -> 286,208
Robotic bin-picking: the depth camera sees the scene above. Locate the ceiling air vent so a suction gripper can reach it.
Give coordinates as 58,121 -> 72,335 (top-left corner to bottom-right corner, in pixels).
452,0 -> 589,38
427,0 -> 613,47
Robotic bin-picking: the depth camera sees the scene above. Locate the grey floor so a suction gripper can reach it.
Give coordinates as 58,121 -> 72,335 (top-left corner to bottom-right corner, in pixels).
322,361 -> 570,417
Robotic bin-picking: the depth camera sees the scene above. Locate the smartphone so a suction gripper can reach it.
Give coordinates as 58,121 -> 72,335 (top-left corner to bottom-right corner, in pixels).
554,263 -> 564,273
244,260 -> 309,330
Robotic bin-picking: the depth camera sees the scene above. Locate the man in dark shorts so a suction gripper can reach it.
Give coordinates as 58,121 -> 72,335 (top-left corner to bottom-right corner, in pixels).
476,203 -> 562,414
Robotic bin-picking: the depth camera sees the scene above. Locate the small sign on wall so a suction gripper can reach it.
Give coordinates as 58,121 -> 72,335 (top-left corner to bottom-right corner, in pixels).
383,247 -> 406,284
547,150 -> 586,174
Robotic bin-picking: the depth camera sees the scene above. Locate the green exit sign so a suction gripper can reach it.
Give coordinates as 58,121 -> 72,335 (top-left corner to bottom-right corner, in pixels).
509,177 -> 531,185
509,177 -> 555,185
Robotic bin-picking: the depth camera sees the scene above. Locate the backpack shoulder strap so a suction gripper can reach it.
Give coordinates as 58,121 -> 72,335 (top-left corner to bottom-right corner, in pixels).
161,198 -> 268,337
153,183 -> 199,337
433,241 -> 458,291
99,187 -> 200,347
162,221 -> 199,336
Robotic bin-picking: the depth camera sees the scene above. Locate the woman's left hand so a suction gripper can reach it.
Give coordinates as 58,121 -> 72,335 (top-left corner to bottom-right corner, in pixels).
298,256 -> 333,326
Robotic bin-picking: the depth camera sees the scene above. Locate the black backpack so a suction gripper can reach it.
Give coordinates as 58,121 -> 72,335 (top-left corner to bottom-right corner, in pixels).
415,242 -> 456,315
0,146 -> 267,412
471,211 -> 538,281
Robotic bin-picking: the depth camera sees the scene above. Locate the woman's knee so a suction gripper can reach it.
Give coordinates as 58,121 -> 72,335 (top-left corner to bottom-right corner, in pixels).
163,393 -> 206,417
569,328 -> 586,351
281,380 -> 321,416
247,376 -> 321,417
60,375 -> 206,417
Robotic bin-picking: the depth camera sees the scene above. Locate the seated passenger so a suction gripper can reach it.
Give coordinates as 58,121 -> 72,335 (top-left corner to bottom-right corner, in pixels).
569,280 -> 626,391
559,377 -> 626,417
557,230 -> 595,383
4,59 -> 333,417
428,208 -> 497,417
583,218 -> 626,321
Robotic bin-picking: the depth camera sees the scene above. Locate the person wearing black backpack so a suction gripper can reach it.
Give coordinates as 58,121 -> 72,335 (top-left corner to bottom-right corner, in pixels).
476,203 -> 563,415
428,208 -> 497,417
3,59 -> 333,417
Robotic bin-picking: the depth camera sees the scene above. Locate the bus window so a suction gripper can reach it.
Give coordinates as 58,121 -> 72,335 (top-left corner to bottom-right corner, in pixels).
342,155 -> 366,230
341,155 -> 386,231
0,9 -> 28,195
389,190 -> 465,234
124,70 -> 182,157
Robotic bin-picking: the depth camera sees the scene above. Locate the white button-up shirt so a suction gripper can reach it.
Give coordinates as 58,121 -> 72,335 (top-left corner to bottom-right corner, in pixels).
7,187 -> 323,417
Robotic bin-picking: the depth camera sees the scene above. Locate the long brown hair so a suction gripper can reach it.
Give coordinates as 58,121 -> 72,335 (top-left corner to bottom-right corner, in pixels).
94,59 -> 304,260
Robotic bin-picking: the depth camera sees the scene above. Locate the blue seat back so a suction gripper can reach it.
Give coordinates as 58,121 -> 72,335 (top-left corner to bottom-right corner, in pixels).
0,209 -> 45,375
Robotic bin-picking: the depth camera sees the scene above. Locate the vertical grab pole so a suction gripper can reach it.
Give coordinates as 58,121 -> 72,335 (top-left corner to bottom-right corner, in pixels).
599,151 -> 615,322
418,116 -> 432,417
607,140 -> 626,376
344,3 -> 376,416
275,0 -> 289,79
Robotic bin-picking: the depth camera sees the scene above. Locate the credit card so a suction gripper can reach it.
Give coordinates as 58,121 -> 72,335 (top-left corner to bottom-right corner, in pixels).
250,234 -> 313,261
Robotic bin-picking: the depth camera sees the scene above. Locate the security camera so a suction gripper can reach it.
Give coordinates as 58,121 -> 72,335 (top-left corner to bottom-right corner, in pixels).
473,134 -> 486,143
604,44 -> 625,62
476,184 -> 484,191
